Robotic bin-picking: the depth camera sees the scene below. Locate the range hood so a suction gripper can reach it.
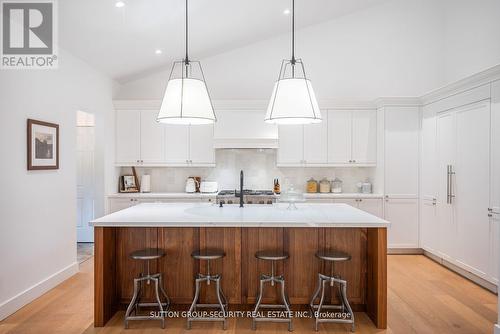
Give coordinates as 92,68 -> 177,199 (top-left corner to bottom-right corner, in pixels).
213,110 -> 279,149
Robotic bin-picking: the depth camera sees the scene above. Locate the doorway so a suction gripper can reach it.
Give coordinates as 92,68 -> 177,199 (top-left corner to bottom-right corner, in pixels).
76,110 -> 95,243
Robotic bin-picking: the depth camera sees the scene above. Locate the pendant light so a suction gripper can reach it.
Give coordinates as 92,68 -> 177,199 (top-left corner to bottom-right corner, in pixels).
264,0 -> 321,124
157,0 -> 216,125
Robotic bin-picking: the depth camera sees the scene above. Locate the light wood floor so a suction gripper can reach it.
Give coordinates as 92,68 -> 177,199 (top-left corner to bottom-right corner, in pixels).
0,255 -> 497,334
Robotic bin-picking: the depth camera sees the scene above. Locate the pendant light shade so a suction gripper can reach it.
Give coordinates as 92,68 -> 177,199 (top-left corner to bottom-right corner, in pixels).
265,0 -> 321,124
157,0 -> 216,125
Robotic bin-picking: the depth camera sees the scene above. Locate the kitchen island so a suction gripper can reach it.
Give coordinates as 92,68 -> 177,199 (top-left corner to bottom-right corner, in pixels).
91,202 -> 389,329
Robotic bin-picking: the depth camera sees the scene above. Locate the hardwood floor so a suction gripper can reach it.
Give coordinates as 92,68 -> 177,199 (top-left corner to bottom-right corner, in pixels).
0,255 -> 497,333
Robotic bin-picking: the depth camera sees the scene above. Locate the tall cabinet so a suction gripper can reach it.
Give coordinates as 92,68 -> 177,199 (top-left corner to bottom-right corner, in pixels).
383,106 -> 420,249
420,83 -> 499,285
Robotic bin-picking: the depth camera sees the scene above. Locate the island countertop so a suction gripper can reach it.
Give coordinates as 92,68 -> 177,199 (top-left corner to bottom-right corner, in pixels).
91,202 -> 390,228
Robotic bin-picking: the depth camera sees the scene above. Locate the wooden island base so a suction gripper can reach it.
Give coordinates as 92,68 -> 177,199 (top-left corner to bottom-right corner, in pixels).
94,227 -> 387,329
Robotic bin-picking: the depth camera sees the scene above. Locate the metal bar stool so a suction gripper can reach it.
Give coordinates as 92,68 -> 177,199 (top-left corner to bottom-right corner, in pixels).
309,250 -> 355,332
252,250 -> 293,331
124,248 -> 170,329
187,249 -> 228,330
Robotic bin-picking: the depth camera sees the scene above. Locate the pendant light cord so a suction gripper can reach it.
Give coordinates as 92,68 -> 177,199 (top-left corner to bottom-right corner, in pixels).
185,0 -> 189,64
291,0 -> 295,65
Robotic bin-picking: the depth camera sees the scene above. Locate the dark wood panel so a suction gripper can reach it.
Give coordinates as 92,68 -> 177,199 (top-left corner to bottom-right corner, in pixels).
284,228 -> 320,304
158,228 -> 198,304
94,227 -> 116,327
320,228 -> 367,305
241,228 -> 284,304
366,227 -> 387,329
115,227 -> 158,302
199,227 -> 242,304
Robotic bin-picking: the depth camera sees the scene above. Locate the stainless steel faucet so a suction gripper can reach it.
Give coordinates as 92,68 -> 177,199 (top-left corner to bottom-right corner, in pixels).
239,170 -> 244,208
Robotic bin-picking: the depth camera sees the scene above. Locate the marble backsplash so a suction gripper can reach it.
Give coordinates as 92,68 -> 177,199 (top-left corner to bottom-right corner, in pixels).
120,149 -> 377,193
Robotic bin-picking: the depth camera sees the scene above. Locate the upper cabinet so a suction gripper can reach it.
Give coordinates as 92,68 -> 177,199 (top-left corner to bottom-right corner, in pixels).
115,109 -> 215,167
277,109 -> 377,167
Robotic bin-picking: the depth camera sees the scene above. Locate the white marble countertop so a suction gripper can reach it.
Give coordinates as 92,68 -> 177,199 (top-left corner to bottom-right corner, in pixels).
107,192 -> 383,199
91,202 -> 390,228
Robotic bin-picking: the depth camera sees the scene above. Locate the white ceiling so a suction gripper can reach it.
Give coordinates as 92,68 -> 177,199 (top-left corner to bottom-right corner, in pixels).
59,0 -> 387,82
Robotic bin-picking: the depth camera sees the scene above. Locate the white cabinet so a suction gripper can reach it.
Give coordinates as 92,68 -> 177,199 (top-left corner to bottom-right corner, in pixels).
327,110 -> 351,164
116,110 -> 141,164
384,106 -> 419,196
303,120 -> 328,164
385,198 -> 419,248
165,125 -> 189,164
277,125 -> 304,165
327,110 -> 376,165
189,125 -> 215,165
277,109 -> 376,167
140,110 -> 165,164
277,116 -> 328,166
334,198 -> 383,218
108,198 -> 138,213
490,80 -> 500,284
115,109 -> 215,166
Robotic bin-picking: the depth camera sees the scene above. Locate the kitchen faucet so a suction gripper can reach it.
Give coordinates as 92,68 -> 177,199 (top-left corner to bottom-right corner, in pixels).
240,170 -> 244,207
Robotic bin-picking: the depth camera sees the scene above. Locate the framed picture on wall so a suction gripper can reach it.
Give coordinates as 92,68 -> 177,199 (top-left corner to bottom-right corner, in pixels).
27,119 -> 59,170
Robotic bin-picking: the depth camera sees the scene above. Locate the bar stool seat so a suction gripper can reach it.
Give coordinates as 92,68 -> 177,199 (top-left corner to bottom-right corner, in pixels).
315,250 -> 351,262
187,249 -> 228,330
310,250 -> 354,332
124,248 -> 170,329
255,250 -> 289,261
252,250 -> 293,331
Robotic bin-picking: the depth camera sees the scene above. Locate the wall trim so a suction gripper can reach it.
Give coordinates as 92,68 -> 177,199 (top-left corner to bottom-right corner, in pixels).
423,251 -> 498,293
421,64 -> 500,105
388,248 -> 424,255
0,262 -> 79,321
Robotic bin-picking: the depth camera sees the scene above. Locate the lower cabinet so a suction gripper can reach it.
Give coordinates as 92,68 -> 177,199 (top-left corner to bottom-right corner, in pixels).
107,197 -> 215,214
334,198 -> 384,218
385,197 -> 419,249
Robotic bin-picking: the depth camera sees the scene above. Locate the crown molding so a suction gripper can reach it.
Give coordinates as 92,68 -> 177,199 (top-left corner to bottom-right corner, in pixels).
421,64 -> 500,106
374,97 -> 422,108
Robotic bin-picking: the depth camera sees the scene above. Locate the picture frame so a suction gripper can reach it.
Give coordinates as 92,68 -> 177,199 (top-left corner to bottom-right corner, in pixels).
27,119 -> 59,170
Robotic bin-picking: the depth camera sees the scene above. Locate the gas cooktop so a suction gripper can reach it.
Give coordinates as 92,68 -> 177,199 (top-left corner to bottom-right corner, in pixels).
217,189 -> 275,196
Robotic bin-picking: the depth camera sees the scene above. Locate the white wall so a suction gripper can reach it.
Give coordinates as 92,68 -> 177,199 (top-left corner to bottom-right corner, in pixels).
115,0 -> 444,100
0,49 -> 114,320
441,0 -> 500,85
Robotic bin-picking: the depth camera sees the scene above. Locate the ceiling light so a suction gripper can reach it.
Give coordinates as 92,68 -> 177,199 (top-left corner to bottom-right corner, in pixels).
155,49 -> 162,55
283,8 -> 291,15
157,0 -> 216,125
265,0 -> 321,125
115,1 -> 125,8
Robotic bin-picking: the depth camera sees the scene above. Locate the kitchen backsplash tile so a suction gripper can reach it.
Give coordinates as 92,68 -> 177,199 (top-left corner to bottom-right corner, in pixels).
120,149 -> 376,193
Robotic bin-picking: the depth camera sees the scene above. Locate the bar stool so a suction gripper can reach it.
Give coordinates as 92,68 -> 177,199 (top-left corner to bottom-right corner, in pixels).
252,250 -> 293,331
309,250 -> 355,332
124,248 -> 170,329
187,249 -> 228,330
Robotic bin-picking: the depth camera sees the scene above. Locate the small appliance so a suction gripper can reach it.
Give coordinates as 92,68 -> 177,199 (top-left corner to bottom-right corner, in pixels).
185,177 -> 199,193
200,181 -> 218,193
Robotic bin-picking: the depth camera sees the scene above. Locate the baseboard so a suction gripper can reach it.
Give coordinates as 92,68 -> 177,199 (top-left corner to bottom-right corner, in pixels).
388,248 -> 424,255
0,261 -> 79,321
423,251 -> 498,293
495,323 -> 500,334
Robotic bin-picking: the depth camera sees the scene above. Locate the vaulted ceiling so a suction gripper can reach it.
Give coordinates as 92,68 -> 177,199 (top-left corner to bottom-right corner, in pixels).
59,0 -> 388,82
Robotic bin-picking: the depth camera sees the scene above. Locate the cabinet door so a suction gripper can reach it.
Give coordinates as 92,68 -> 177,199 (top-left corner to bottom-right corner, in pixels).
108,198 -> 136,213
189,124 -> 215,165
140,110 -> 165,164
333,198 -> 358,207
165,125 -> 189,164
420,198 -> 438,253
303,112 -> 328,164
277,125 -> 304,165
455,101 -> 491,278
358,198 -> 383,218
327,110 -> 351,164
385,198 -> 419,248
490,81 -> 500,283
384,107 -> 419,196
436,112 -> 456,260
352,110 -> 377,164
116,110 -> 141,164
420,106 -> 438,253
